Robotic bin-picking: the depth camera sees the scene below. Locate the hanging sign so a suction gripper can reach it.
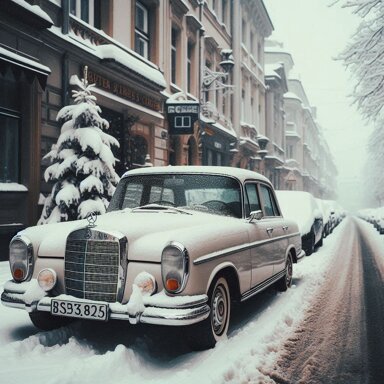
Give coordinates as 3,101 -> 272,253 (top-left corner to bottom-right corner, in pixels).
166,101 -> 200,135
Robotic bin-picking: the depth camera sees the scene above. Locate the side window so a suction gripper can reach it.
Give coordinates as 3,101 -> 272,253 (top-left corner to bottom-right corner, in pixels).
245,183 -> 261,217
260,185 -> 279,217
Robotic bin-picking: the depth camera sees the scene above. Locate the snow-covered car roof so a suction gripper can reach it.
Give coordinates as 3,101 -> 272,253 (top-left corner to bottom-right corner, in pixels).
122,166 -> 272,185
276,190 -> 320,234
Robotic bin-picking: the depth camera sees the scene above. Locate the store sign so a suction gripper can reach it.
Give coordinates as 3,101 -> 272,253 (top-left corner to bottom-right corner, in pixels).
167,102 -> 200,135
87,68 -> 161,111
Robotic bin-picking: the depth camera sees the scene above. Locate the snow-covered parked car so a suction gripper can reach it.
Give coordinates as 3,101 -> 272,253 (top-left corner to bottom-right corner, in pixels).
315,198 -> 332,238
275,190 -> 323,256
1,166 -> 304,350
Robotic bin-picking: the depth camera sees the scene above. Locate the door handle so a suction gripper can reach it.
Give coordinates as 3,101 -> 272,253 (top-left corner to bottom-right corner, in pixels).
266,227 -> 274,235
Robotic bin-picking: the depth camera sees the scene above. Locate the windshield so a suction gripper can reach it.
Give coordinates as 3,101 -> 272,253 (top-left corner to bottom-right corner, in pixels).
108,174 -> 242,218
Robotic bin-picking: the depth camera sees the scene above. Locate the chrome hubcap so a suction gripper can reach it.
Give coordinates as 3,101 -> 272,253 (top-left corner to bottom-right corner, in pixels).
211,285 -> 228,335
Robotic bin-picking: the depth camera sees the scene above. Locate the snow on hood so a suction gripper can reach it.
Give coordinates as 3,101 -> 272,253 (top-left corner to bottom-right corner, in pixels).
21,209 -> 245,262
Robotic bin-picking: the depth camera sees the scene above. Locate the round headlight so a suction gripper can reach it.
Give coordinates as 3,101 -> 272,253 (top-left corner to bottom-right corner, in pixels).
9,236 -> 33,282
161,242 -> 189,293
37,268 -> 57,292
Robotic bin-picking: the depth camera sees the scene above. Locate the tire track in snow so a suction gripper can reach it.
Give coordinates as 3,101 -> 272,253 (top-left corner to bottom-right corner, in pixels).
269,217 -> 384,384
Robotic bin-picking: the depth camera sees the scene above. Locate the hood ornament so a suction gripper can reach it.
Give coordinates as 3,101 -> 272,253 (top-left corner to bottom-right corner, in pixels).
86,211 -> 98,228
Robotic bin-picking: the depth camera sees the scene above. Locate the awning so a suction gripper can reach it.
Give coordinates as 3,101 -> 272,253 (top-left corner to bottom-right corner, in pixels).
0,46 -> 51,89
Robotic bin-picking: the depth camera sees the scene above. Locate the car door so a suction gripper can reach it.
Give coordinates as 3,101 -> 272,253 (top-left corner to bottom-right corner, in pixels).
258,184 -> 287,276
244,182 -> 274,287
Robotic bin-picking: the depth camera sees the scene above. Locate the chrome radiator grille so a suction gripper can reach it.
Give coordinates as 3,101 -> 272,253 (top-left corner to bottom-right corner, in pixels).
64,230 -> 121,303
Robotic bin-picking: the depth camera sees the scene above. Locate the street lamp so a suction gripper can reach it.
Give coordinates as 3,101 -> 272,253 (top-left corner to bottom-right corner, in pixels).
201,49 -> 234,91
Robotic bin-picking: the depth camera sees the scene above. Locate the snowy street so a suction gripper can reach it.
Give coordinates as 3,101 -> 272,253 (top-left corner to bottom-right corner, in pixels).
0,217 -> 383,384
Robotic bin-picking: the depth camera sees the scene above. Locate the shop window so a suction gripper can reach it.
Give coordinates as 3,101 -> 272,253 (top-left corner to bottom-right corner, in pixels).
0,109 -> 20,183
70,0 -> 100,27
135,1 -> 150,59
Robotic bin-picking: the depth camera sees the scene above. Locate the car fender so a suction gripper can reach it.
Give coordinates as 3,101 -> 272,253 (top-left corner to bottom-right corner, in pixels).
205,261 -> 240,297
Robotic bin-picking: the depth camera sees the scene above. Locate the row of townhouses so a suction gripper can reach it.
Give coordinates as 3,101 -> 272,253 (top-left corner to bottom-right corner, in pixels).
0,0 -> 337,250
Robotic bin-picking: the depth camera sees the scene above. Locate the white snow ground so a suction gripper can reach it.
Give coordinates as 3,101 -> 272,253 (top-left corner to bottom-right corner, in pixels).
1,217 -> 380,384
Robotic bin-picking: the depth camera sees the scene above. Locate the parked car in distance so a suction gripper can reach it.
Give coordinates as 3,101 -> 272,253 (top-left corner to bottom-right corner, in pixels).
316,198 -> 332,238
359,207 -> 384,234
275,190 -> 323,256
1,166 -> 304,350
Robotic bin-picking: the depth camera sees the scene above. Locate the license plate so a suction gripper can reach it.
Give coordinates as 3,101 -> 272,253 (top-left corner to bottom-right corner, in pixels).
51,299 -> 108,321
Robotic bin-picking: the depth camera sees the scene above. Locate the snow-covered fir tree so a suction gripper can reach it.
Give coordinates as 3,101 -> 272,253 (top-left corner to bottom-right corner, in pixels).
38,68 -> 120,224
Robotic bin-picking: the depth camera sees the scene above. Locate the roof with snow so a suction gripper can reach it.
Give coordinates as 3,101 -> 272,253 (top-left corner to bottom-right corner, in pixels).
122,166 -> 271,184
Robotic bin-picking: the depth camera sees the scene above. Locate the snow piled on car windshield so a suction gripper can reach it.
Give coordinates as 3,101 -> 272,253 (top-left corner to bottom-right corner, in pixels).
0,219 -> 356,384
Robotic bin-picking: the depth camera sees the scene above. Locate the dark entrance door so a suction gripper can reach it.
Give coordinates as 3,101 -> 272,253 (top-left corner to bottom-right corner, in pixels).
100,107 -> 125,176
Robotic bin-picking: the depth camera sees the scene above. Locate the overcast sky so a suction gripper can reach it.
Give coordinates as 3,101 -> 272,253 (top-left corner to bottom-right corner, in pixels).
263,0 -> 373,211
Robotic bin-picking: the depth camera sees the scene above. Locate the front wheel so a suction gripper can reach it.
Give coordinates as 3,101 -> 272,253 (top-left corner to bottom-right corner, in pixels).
276,254 -> 293,292
188,277 -> 231,350
29,312 -> 73,331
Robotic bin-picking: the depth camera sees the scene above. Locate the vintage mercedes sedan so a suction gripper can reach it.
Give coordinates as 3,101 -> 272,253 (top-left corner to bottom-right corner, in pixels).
2,166 -> 304,350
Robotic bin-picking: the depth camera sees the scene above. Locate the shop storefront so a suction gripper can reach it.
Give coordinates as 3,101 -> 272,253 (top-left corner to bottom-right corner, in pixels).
0,3 -> 52,259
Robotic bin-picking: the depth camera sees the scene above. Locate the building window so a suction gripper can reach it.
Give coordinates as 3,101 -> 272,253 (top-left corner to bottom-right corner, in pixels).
257,42 -> 262,65
287,144 -> 294,158
242,18 -> 247,45
70,0 -> 101,27
187,42 -> 194,93
171,27 -> 179,85
221,0 -> 227,23
250,32 -> 255,55
241,90 -> 245,120
135,1 -> 149,59
0,109 -> 20,183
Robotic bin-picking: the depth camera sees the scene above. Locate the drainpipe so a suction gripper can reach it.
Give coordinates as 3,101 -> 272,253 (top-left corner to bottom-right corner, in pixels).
232,0 -> 241,138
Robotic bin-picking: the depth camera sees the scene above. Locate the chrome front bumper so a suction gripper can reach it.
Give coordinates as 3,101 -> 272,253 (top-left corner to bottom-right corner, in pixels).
1,281 -> 210,326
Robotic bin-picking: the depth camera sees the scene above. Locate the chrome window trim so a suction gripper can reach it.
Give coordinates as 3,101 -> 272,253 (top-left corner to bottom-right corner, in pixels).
193,232 -> 300,265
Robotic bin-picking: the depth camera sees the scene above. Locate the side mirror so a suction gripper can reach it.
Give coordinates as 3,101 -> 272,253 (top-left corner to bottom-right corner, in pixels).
248,210 -> 263,222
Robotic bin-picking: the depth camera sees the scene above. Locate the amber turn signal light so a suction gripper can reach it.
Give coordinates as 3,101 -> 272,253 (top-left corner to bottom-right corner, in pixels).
13,268 -> 25,281
166,278 -> 180,292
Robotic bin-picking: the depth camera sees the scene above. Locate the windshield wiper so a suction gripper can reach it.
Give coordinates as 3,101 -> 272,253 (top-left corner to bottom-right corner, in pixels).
132,204 -> 192,215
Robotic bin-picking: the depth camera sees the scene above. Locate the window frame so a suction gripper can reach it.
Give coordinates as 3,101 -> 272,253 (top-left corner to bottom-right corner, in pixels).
244,182 -> 262,218
0,108 -> 21,184
135,1 -> 150,59
259,184 -> 281,217
70,0 -> 96,26
171,26 -> 180,85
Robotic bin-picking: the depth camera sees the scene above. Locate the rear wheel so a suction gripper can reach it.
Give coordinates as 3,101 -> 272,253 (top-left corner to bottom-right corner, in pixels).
188,277 -> 231,350
276,254 -> 293,292
29,312 -> 73,331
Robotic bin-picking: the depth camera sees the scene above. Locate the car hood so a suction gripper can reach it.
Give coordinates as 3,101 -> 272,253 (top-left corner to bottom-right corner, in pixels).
22,208 -> 248,263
